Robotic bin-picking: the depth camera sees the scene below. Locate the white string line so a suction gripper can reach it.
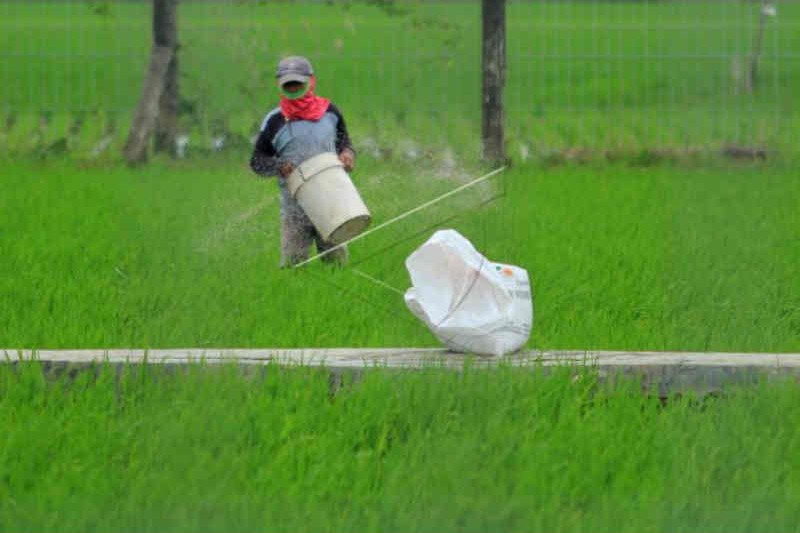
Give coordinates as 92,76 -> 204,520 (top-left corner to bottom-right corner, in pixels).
293,166 -> 507,268
346,192 -> 505,303
351,268 -> 405,296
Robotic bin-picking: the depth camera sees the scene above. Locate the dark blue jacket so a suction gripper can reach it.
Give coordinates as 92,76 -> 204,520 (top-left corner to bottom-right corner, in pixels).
250,103 -> 354,178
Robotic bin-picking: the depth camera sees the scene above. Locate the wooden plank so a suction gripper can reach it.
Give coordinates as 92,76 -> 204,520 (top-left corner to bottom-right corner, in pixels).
3,349 -> 800,396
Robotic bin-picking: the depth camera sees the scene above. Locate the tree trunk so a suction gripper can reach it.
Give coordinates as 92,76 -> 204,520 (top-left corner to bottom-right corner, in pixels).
123,46 -> 174,165
154,0 -> 179,154
154,54 -> 179,154
153,0 -> 178,48
482,0 -> 506,164
123,0 -> 179,165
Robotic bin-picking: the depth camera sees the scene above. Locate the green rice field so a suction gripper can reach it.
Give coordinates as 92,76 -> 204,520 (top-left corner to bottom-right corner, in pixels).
2,3 -> 800,531
1,157 -> 798,352
2,361 -> 800,532
1,1 -> 799,158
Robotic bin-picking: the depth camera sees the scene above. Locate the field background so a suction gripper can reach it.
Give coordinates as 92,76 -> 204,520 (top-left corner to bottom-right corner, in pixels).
1,0 -> 799,159
2,361 -> 800,533
2,3 -> 800,531
2,158 -> 799,351
1,0 -> 799,352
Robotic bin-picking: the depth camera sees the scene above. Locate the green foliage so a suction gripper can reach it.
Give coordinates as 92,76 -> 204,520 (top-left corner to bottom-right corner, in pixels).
1,361 -> 799,532
1,1 -> 798,157
0,158 -> 798,351
87,1 -> 113,18
2,6 -> 798,529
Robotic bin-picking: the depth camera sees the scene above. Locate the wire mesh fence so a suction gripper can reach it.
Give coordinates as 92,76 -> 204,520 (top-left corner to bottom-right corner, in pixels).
1,0 -> 796,161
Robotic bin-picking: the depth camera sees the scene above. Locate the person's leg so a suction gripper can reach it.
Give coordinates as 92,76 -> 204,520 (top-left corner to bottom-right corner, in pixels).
314,232 -> 349,265
279,188 -> 316,268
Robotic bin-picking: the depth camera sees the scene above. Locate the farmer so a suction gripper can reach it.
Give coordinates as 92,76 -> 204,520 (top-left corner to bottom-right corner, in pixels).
250,56 -> 356,267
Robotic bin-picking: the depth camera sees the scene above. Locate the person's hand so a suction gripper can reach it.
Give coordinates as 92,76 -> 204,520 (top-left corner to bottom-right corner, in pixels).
278,161 -> 294,178
338,148 -> 355,172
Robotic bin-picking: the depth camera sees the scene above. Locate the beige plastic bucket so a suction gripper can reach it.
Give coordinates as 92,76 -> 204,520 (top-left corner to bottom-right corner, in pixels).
286,152 -> 372,245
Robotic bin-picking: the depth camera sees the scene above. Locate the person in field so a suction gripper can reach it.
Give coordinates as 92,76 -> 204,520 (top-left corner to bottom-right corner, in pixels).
250,56 -> 356,267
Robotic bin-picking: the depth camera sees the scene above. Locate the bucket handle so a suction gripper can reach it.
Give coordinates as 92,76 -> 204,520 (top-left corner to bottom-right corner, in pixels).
296,161 -> 345,183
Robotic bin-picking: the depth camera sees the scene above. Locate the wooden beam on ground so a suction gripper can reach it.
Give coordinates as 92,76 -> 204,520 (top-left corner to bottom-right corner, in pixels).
3,349 -> 800,397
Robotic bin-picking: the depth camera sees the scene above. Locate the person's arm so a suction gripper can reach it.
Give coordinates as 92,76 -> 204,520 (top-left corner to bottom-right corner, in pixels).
249,111 -> 285,178
328,103 -> 355,171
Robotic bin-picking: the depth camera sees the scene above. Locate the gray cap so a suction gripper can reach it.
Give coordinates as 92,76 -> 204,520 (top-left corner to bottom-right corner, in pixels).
276,56 -> 313,85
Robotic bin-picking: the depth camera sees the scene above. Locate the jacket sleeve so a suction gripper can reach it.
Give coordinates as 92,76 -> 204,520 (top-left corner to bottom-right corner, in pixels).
249,112 -> 282,178
328,103 -> 355,155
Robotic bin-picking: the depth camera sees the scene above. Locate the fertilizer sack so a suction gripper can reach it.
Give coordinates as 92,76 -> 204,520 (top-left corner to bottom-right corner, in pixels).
404,229 -> 533,356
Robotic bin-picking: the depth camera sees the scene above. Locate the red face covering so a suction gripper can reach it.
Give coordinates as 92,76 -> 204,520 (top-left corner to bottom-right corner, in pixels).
279,76 -> 330,122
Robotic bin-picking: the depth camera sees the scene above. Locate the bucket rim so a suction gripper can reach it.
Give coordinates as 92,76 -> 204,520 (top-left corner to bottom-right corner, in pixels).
286,152 -> 346,196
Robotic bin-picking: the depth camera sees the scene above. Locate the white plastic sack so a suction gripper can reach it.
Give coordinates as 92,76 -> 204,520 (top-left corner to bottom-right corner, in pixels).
404,229 -> 533,356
